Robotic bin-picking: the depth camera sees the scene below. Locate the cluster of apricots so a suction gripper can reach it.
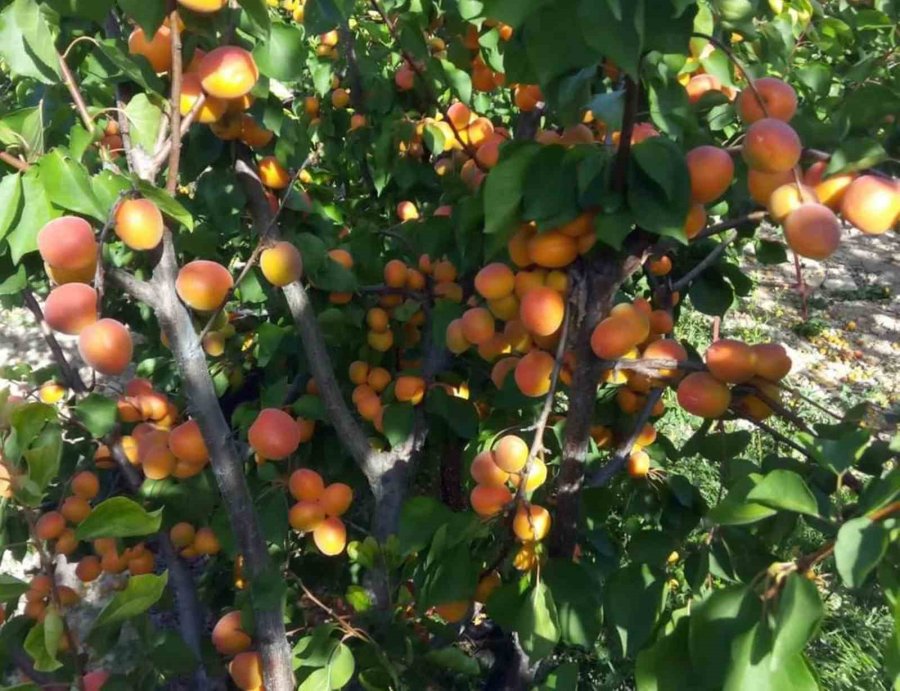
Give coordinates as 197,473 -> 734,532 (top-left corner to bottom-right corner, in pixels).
247,407 -> 315,462
21,574 -> 80,628
169,521 -> 223,559
32,470 -> 99,557
348,360 -> 427,431
287,468 -> 353,556
210,609 -> 264,690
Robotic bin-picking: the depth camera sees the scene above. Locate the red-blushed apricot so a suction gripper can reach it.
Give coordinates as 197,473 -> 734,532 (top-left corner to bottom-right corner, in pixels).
461,307 -> 495,345
470,484 -> 512,517
514,349 -> 554,397
320,483 -> 353,517
470,450 -> 510,486
493,435 -> 529,473
44,284 -> 98,335
289,468 -> 325,501
647,255 -> 673,277
289,500 -> 325,531
513,503 -> 551,541
38,216 -> 97,271
249,408 -> 301,460
434,600 -> 469,623
128,26 -> 172,73
198,46 -> 258,99
137,391 -> 169,421
211,611 -> 251,656
100,549 -> 128,574
356,392 -> 382,422
82,670 -> 110,691
395,376 -> 426,405
169,522 -> 195,549
747,169 -> 795,206
239,115 -> 274,149
115,397 -> 141,422
57,585 -> 80,607
591,316 -> 640,360
180,71 -> 227,124
742,118 -> 802,173
685,73 -> 723,104
260,241 -> 303,286
684,203 -> 707,240
475,263 -> 516,300
46,260 -> 97,286
229,651 -> 262,691
194,527 -> 221,555
515,84 -> 543,111
752,343 -> 792,381
125,378 -> 154,396
35,511 -> 65,540
394,64 -> 415,90
519,287 -> 565,337
23,599 -> 47,621
841,175 -> 900,235
768,182 -> 817,223
686,145 -> 735,203
490,356 -> 520,389
737,77 -> 797,124
527,230 -> 578,268
76,555 -> 102,582
676,372 -> 732,418
313,516 -> 347,555
642,339 -> 688,380
649,310 -> 674,334
61,496 -> 91,524
176,260 -> 233,311
627,450 -> 651,478
257,155 -> 291,189
782,203 -> 842,260
71,471 -> 99,500
705,339 -> 758,384
78,319 -> 133,376
168,420 -> 209,464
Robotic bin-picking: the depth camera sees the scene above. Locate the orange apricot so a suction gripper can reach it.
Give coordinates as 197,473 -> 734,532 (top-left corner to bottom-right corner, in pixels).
396,201 -> 419,221
367,329 -> 394,352
229,651 -> 263,691
434,600 -> 469,623
46,260 -> 97,286
71,471 -> 99,500
140,440 -> 176,481
591,316 -> 642,360
348,360 -> 369,385
248,408 -> 301,460
676,372 -> 732,418
176,260 -> 233,311
527,230 -> 578,268
470,450 -> 509,486
490,356 -> 520,389
512,503 -> 551,541
128,26 -> 172,73
648,255 -> 673,276
78,319 -> 133,375
289,501 -> 325,531
38,216 -> 97,271
470,484 -> 512,517
36,511 -> 66,540
841,175 -> 900,235
742,118 -> 802,173
461,308 -> 495,345
752,343 -> 792,381
313,516 -> 347,556
169,522 -> 195,548
328,248 -> 353,268
239,115 -> 274,149
737,77 -> 797,124
168,420 -> 209,464
686,145 -> 735,203
178,0 -> 227,12
61,496 -> 91,524
684,203 -> 707,240
519,287 -> 565,337
475,263 -> 516,300
395,376 -> 426,405
128,550 -> 155,575
649,310 -> 674,334
179,72 -> 226,123
76,555 -> 102,582
487,294 -> 520,321
115,198 -> 164,251
642,339 -> 688,379
627,450 -> 651,478
768,183 -> 817,223
507,225 -> 535,267
747,169 -> 795,206
514,84 -> 543,111
493,435 -> 528,473
289,468 -> 325,501
320,483 -> 353,517
198,46 -> 259,99
515,457 -> 548,493
194,527 -> 221,555
514,269 -> 546,299
260,241 -> 303,286
212,610 -> 251,656
475,571 -> 502,603
44,284 -> 98,335
258,156 -> 291,189
705,338 -> 757,384
394,64 -> 415,91
514,349 -> 554,397
384,259 -> 408,288
782,203 -> 842,260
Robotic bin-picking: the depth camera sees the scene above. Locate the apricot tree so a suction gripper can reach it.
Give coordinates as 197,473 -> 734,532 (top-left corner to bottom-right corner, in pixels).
0,0 -> 898,689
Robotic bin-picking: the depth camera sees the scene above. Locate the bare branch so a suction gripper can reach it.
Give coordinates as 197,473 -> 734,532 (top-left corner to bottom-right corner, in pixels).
671,231 -> 738,292
613,76 -> 639,192
106,266 -> 156,303
165,11 -> 183,196
692,210 -> 767,242
57,51 -> 94,131
0,150 -> 29,171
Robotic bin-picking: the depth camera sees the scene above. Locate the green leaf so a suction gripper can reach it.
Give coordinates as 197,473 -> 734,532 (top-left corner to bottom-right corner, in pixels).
537,661 -> 580,690
382,404 -> 414,447
124,94 -> 163,155
397,496 -> 453,556
631,137 -> 689,204
723,623 -> 819,691
425,388 -> 478,439
823,137 -> 887,176
345,585 -> 372,613
697,431 -> 751,463
578,0 -> 642,77
76,496 -> 163,540
594,209 -> 634,250
7,170 -> 60,263
522,145 -> 579,227
116,0 -> 165,36
134,180 -> 194,230
648,79 -> 691,138
746,470 -> 819,517
834,516 -> 888,589
11,401 -> 56,451
254,22 -> 306,82
543,559 -> 602,648
709,476 -> 778,526
516,581 -> 561,661
799,428 -> 870,475
440,59 -> 473,105
24,426 -> 62,493
689,585 -> 760,689
635,616 -> 694,691
0,574 -> 30,600
23,620 -> 62,672
772,574 -> 823,668
297,641 -> 355,690
0,0 -> 62,84
237,0 -> 271,37
484,142 -> 539,236
90,571 -> 168,632
94,39 -> 164,92
627,141 -> 691,240
482,0 -> 553,27
589,89 -> 625,131
688,272 -> 734,317
45,0 -> 114,23
423,647 -> 479,676
38,150 -> 105,221
0,173 -> 23,243
74,394 -> 118,438
755,238 -> 787,265
42,607 -> 62,661
604,563 -> 667,657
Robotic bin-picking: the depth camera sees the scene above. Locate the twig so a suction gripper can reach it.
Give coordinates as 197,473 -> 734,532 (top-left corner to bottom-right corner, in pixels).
21,288 -> 87,393
165,10 -> 183,196
57,52 -> 94,131
0,150 -> 29,171
150,92 -> 205,175
671,231 -> 739,292
692,210 -> 766,242
106,267 -> 156,303
94,190 -> 134,314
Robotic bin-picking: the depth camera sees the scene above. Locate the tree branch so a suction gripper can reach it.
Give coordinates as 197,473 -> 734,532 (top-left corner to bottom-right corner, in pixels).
21,288 -> 87,393
165,10 -> 183,196
612,76 -> 639,193
0,150 -> 29,171
671,231 -> 738,292
57,51 -> 94,131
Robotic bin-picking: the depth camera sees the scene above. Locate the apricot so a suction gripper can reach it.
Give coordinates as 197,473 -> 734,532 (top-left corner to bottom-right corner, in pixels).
169,522 -> 195,549
128,550 -> 155,575
348,361 -> 369,385
395,376 -> 426,405
520,287 -> 565,337
488,294 -> 520,321
168,420 -> 209,464
78,319 -> 133,375
289,500 -> 325,531
514,349 -> 554,397
328,248 -> 353,269
61,496 -> 91,524
240,115 -> 274,149
194,527 -> 220,555
627,450 -> 651,478
475,263 -> 515,300
752,343 -> 792,381
365,308 -> 389,333
128,26 -> 172,73
515,457 -> 548,492
287,469 -> 324,503
178,0 -> 227,12
57,585 -> 80,606
44,283 -> 98,335
76,555 -> 102,582
367,330 -> 394,352
648,255 -> 673,276
229,651 -> 263,691
115,197 -> 164,250
356,393 -> 382,422
742,118 -> 802,173
260,241 -> 303,286
507,225 -> 535,268
198,46 -> 258,99
210,610 -> 251,657
331,88 -> 350,109
737,77 -> 797,123
513,503 -> 551,541
514,269 -> 546,299
676,372 -> 732,418
493,435 -> 529,473
384,259 -> 408,288
433,259 -> 457,283
841,175 -> 900,235
248,408 -> 301,460
395,64 -> 415,90
35,511 -> 66,540
470,484 -> 512,517
649,310 -> 674,334
515,84 -> 542,111
642,339 -> 688,379
141,441 -> 176,481
591,425 -> 614,448
179,72 -> 226,124
513,542 -> 539,571
782,203 -> 842,260
46,260 -> 97,285
705,338 -> 757,384
591,316 -> 643,360
768,183 -> 817,223
38,216 -> 97,270
461,307 -> 495,345
320,483 -> 353,516
434,600 -> 469,623
176,260 -> 233,311
210,112 -> 243,140
470,450 -> 509,487
527,230 -> 578,268
684,203 -> 707,240
313,516 -> 347,555
475,571 -> 502,603
258,156 -> 291,189
748,169 -> 795,206
82,670 -> 111,691
686,145 -> 735,203
685,73 -> 722,104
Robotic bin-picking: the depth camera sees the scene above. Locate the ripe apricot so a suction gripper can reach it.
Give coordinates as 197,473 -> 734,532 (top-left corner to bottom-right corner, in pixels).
78,319 -> 133,375
591,316 -> 641,360
179,72 -> 226,124
676,372 -> 732,418
248,408 -> 301,460
684,203 -> 707,240
367,329 -> 394,352
229,651 -> 263,691
395,376 -> 426,405
812,172 -> 855,211
198,46 -> 258,99
515,84 -> 543,111
752,343 -> 792,381
140,440 -> 176,481
169,522 -> 195,549
514,269 -> 546,299
513,504 -> 551,541
61,496 -> 91,524
44,284 -> 98,335
685,73 -> 723,104
258,156 -> 291,189
365,367 -> 389,393
128,26 -> 172,73
288,469 -> 324,502
475,571 -> 502,603
71,470 -> 99,500
527,230 -> 578,268
748,169 -> 795,206
504,319 -> 533,352
841,175 -> 900,235
507,225 -> 534,268
490,356 -> 519,389
76,555 -> 102,582
38,216 -> 97,271
128,550 -> 155,575
313,516 -> 347,555
168,420 -> 209,464
384,259 -> 408,288
348,361 -> 369,385
470,451 -> 509,486
239,115 -> 274,149
260,241 -> 303,286
514,457 -> 548,492
290,500 -> 326,531
470,484 -> 512,517
513,542 -> 539,571
627,450 -> 651,478
686,145 -> 735,203
176,260 -> 233,311
211,610 -> 251,656
642,339 -> 688,379
705,338 -> 757,384
461,307 -> 495,345
737,77 -> 797,124
328,248 -> 353,269
768,183 -> 817,223
82,670 -> 110,691
488,294 -> 520,321
394,64 -> 415,90
649,310 -> 674,335
178,0 -> 227,12
36,511 -> 65,540
742,118 -> 801,173
520,287 -> 565,337
115,198 -> 164,251
515,349 -> 554,397
46,260 -> 97,285
210,112 -> 242,140
320,483 -> 353,516
434,600 -> 469,623
648,255 -> 673,276
39,382 -> 68,405
475,263 -> 515,300
782,203 -> 842,260
493,435 -> 528,473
